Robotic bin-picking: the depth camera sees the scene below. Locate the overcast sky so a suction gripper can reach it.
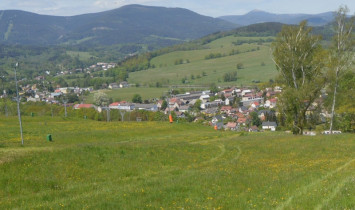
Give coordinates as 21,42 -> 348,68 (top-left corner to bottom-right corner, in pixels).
1,0 -> 354,17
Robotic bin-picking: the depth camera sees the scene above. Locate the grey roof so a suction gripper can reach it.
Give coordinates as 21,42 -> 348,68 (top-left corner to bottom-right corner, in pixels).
258,110 -> 272,115
214,115 -> 223,121
262,121 -> 277,127
134,103 -> 157,109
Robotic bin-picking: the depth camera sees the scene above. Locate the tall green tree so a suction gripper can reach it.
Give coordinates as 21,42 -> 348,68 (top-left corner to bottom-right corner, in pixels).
160,100 -> 168,111
132,94 -> 142,103
93,92 -> 109,107
328,6 -> 355,133
271,21 -> 326,134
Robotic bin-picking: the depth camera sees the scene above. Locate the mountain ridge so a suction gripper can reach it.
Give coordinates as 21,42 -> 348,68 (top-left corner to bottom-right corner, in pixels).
0,5 -> 237,46
219,10 -> 334,26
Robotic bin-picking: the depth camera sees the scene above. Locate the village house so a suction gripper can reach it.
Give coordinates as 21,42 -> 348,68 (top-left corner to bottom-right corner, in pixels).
222,88 -> 234,95
134,103 -> 158,112
266,91 -> 277,98
225,96 -> 235,106
241,89 -> 252,96
249,125 -> 259,132
201,107 -> 219,116
175,92 -> 202,101
239,106 -> 249,114
225,122 -> 238,131
174,111 -> 186,118
262,121 -> 277,131
27,96 -> 41,102
201,100 -> 224,110
212,115 -> 223,125
258,110 -> 273,121
119,81 -> 129,88
214,122 -> 224,130
220,106 -> 233,114
199,94 -> 210,103
237,117 -> 248,126
178,105 -> 190,113
241,97 -> 264,107
251,101 -> 260,109
169,98 -> 184,109
74,104 -> 96,110
156,100 -> 165,110
274,86 -> 282,92
109,101 -> 127,109
265,98 -> 277,109
108,83 -> 120,89
234,88 -> 242,97
58,87 -> 74,94
109,102 -> 134,111
35,76 -> 44,81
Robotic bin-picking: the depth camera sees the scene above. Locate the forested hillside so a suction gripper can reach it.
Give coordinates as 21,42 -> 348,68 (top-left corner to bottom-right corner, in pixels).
0,5 -> 236,46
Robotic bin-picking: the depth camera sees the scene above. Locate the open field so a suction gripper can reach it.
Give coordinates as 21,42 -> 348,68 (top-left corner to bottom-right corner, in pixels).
85,87 -> 170,103
128,36 -> 277,86
66,51 -> 96,61
1,117 -> 354,209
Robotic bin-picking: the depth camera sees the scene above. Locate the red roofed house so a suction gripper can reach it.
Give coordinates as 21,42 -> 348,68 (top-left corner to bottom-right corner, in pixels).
226,122 -> 237,131
251,102 -> 260,109
169,98 -> 183,109
109,101 -> 127,109
220,106 -> 232,114
74,104 -> 95,109
236,112 -> 245,119
222,88 -> 234,94
237,117 -> 248,126
157,100 -> 164,110
265,98 -> 278,108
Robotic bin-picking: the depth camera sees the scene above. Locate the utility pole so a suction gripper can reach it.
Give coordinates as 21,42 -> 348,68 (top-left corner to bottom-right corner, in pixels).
64,100 -> 67,117
120,111 -> 125,122
14,63 -> 24,145
1,76 -> 8,117
106,107 -> 110,122
51,101 -> 54,118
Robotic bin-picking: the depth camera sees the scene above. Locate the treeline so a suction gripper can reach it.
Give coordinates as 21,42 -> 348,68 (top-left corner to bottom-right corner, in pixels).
232,38 -> 274,46
117,54 -> 152,72
116,42 -> 208,72
223,72 -> 238,82
0,101 -> 186,122
174,59 -> 190,65
205,47 -> 260,60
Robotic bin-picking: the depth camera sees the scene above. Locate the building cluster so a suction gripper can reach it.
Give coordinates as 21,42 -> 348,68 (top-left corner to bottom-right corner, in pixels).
19,84 -> 93,104
74,86 -> 282,131
12,82 -> 331,133
56,62 -> 117,76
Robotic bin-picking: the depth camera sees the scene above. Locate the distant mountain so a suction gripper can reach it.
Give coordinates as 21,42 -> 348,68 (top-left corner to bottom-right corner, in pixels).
0,4 -> 237,46
219,10 -> 334,26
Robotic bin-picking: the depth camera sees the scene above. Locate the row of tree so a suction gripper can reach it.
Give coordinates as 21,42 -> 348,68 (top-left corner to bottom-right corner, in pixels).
272,6 -> 354,134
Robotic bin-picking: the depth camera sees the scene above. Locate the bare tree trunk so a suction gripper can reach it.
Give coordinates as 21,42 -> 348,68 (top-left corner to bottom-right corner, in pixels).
329,72 -> 339,133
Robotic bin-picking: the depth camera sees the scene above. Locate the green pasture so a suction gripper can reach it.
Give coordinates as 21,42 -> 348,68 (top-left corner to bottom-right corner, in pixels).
66,51 -> 96,61
0,117 -> 354,209
128,36 -> 277,86
86,87 -> 170,103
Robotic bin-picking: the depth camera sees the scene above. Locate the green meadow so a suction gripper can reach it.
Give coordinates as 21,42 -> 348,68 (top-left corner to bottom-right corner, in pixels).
128,36 -> 277,86
86,87 -> 170,103
0,117 -> 354,209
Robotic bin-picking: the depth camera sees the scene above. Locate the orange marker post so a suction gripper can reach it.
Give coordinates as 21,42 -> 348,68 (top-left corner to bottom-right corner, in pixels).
169,114 -> 173,123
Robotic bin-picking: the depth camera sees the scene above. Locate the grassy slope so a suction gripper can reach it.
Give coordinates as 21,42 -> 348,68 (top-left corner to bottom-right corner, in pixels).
128,36 -> 277,86
66,51 -> 96,61
85,87 -> 169,103
1,117 -> 354,209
